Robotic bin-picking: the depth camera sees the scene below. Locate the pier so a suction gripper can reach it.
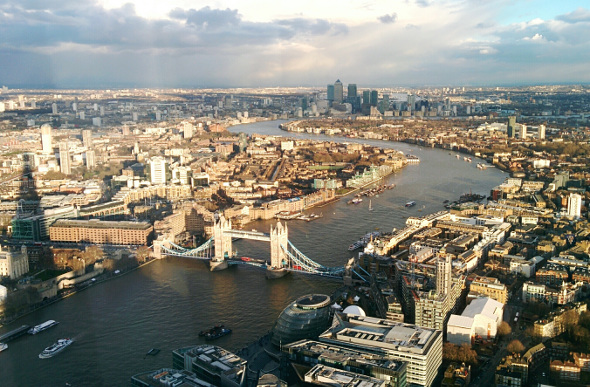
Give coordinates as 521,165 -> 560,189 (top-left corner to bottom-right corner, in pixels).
0,325 -> 30,342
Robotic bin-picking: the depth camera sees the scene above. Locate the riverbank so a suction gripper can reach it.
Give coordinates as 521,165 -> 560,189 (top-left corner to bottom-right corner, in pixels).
0,257 -> 158,329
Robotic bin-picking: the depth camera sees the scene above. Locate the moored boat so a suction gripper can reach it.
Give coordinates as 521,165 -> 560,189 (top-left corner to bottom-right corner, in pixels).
39,338 -> 73,359
204,327 -> 232,341
0,342 -> 7,352
28,320 -> 59,335
405,201 -> 416,207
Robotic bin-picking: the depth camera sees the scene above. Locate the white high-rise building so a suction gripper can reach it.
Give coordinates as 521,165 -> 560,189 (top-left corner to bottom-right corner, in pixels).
59,142 -> 71,175
538,124 -> 546,140
41,124 -> 53,154
85,150 -> 96,169
51,103 -> 58,114
82,129 -> 93,148
567,193 -> 582,219
182,122 -> 194,139
150,156 -> 167,185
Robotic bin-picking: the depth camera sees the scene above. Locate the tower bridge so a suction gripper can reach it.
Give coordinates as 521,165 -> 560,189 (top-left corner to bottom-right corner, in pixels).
153,215 -> 360,280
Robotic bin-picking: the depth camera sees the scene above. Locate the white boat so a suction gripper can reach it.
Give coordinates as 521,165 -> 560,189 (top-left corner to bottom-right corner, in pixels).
28,320 -> 59,335
368,200 -> 373,211
39,338 -> 73,359
0,342 -> 7,352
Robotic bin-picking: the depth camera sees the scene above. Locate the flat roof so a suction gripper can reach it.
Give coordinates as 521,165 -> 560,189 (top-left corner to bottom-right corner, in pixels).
284,339 -> 406,372
324,314 -> 440,355
51,219 -> 152,230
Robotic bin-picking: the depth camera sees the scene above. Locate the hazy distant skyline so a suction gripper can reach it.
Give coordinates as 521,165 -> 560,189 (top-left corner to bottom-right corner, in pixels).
1,0 -> 589,88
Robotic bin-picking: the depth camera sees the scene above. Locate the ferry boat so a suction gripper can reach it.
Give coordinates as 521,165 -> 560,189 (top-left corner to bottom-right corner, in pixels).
28,320 -> 59,335
0,342 -> 7,352
405,201 -> 416,207
39,338 -> 73,359
199,325 -> 232,341
348,241 -> 364,251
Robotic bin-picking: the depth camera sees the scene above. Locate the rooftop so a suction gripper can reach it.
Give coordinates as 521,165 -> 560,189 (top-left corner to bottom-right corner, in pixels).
51,218 -> 152,230
305,364 -> 387,387
322,314 -> 440,355
284,339 -> 406,373
174,345 -> 246,384
130,368 -> 211,387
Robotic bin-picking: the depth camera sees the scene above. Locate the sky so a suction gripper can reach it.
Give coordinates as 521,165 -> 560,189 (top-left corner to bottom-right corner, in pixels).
1,0 -> 589,88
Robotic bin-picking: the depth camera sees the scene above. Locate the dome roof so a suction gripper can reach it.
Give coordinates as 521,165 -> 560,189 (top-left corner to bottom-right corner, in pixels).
271,294 -> 331,347
343,305 -> 366,317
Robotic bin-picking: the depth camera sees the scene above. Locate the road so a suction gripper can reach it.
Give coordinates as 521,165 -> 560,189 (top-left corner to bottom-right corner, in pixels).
474,300 -> 528,385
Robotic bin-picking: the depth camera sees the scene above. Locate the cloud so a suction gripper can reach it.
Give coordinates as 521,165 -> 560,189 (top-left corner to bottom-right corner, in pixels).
0,1 -> 589,87
415,0 -> 431,8
523,33 -> 544,41
378,13 -> 398,24
556,7 -> 590,23
169,6 -> 241,30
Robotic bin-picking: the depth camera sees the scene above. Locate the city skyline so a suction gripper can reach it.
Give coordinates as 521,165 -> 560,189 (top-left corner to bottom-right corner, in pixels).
0,1 -> 590,88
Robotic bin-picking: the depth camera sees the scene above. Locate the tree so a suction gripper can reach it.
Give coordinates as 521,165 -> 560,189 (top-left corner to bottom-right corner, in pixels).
83,246 -> 104,264
498,321 -> 512,337
443,343 -> 478,365
136,246 -> 151,262
507,339 -> 525,354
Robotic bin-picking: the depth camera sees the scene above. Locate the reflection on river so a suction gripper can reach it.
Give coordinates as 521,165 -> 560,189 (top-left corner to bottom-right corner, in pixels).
0,120 -> 507,386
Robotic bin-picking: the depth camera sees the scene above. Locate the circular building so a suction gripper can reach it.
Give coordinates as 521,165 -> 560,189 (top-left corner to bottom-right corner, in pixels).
342,305 -> 366,317
271,294 -> 331,347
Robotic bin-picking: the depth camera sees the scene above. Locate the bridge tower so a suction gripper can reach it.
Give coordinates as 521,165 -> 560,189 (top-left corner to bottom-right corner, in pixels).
269,221 -> 289,268
211,215 -> 232,271
153,238 -> 171,259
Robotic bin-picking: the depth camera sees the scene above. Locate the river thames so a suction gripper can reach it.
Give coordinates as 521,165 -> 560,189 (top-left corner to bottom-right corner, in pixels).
0,120 -> 507,386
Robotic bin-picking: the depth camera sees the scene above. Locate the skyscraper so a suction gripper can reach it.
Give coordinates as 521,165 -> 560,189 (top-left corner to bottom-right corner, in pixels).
59,142 -> 71,175
507,116 -> 516,138
347,84 -> 357,99
40,124 -> 52,154
51,103 -> 58,115
327,84 -> 335,103
518,124 -> 527,139
370,90 -> 378,107
333,79 -> 344,103
362,90 -> 370,106
182,122 -> 194,139
82,129 -> 93,148
436,254 -> 452,296
150,156 -> 167,185
538,124 -> 546,140
85,150 -> 96,169
567,193 -> 582,219
407,94 -> 416,112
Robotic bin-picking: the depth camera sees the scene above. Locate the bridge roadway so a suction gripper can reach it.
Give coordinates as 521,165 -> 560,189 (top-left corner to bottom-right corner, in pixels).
225,229 -> 271,242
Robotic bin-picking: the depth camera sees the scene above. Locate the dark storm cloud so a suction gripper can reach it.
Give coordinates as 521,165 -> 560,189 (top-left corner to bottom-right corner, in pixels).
0,2 -> 345,52
378,13 -> 398,24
